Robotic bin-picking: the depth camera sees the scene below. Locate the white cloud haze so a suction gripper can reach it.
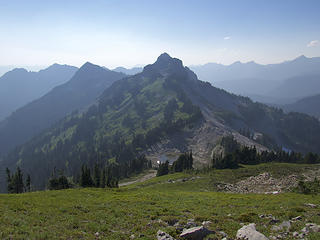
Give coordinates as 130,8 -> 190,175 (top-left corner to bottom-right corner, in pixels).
307,40 -> 320,47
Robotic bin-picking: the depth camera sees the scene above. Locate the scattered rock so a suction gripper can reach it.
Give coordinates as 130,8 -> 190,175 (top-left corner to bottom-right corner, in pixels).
216,172 -> 299,194
265,191 -> 279,195
186,219 -> 197,228
180,226 -> 213,240
158,219 -> 169,226
301,226 -> 309,234
304,203 -> 317,208
157,230 -> 176,240
236,223 -> 269,240
271,221 -> 291,232
269,218 -> 280,225
219,231 -> 227,237
130,234 -> 135,239
202,221 -> 212,228
291,216 -> 302,222
174,222 -> 184,232
305,223 -> 320,233
260,214 -> 279,225
292,231 -> 299,237
95,232 -> 100,237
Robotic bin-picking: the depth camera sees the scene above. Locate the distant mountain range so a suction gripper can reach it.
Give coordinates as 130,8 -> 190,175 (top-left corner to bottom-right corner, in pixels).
0,64 -> 78,121
190,55 -> 320,104
112,66 -> 143,75
269,74 -> 320,100
283,94 -> 320,119
1,53 -> 320,191
0,63 -> 125,156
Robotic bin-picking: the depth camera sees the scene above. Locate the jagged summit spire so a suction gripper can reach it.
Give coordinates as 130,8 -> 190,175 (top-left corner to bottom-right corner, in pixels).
143,53 -> 184,73
156,52 -> 172,62
141,53 -> 198,81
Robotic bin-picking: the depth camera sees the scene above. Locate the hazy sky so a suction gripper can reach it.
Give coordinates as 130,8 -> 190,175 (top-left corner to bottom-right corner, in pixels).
1,0 -> 320,69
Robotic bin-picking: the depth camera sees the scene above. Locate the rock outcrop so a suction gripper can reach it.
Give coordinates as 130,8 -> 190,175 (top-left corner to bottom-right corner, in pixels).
236,223 -> 268,240
180,226 -> 213,240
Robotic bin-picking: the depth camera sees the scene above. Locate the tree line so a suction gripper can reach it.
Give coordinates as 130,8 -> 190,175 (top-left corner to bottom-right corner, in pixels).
6,154 -> 152,193
212,136 -> 320,169
48,154 -> 152,190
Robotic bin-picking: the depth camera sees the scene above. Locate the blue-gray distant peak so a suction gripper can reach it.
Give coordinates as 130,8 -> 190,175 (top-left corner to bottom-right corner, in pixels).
112,66 -> 142,75
81,61 -> 97,69
296,55 -> 307,60
76,62 -> 107,75
143,53 -> 184,73
156,52 -> 172,61
4,68 -> 29,76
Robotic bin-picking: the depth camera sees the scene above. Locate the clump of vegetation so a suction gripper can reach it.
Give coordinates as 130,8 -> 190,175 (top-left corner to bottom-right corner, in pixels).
213,153 -> 239,169
48,172 -> 70,190
157,161 -> 169,177
172,151 -> 193,172
6,167 -> 31,193
157,151 -> 193,176
294,178 -> 320,194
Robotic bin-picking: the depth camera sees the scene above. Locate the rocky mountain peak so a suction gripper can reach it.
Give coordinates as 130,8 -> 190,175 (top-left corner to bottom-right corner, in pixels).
142,53 -> 190,79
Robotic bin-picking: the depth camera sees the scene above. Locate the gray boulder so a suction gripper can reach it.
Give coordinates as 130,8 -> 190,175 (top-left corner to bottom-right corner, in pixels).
305,223 -> 320,233
236,223 -> 269,240
180,226 -> 213,240
271,221 -> 291,232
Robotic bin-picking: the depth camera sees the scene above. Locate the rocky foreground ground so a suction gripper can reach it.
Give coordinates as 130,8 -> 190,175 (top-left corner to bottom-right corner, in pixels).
214,168 -> 320,194
156,211 -> 320,240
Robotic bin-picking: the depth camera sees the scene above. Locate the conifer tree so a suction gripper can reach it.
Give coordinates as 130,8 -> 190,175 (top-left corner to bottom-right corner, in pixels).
80,164 -> 94,187
26,174 -> 31,192
13,167 -> 24,193
6,168 -> 13,193
101,169 -> 106,188
157,161 -> 169,176
94,163 -> 100,187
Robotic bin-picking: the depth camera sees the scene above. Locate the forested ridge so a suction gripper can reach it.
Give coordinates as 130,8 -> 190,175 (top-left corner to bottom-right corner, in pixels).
0,54 -> 203,191
1,53 -> 320,192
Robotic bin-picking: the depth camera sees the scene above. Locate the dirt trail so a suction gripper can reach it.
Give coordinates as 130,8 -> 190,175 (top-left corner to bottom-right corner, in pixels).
119,170 -> 157,187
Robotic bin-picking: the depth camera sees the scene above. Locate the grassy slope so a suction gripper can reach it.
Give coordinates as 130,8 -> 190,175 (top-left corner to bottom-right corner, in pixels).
1,163 -> 320,240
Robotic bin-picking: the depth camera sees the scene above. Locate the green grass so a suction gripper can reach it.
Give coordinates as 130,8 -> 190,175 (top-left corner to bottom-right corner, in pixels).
1,163 -> 320,239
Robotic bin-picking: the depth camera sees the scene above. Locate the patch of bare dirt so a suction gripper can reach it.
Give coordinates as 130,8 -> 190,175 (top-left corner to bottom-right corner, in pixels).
119,170 -> 157,187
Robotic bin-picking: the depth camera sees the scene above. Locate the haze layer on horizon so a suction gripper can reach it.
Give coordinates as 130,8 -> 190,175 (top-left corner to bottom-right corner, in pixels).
1,0 -> 320,69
